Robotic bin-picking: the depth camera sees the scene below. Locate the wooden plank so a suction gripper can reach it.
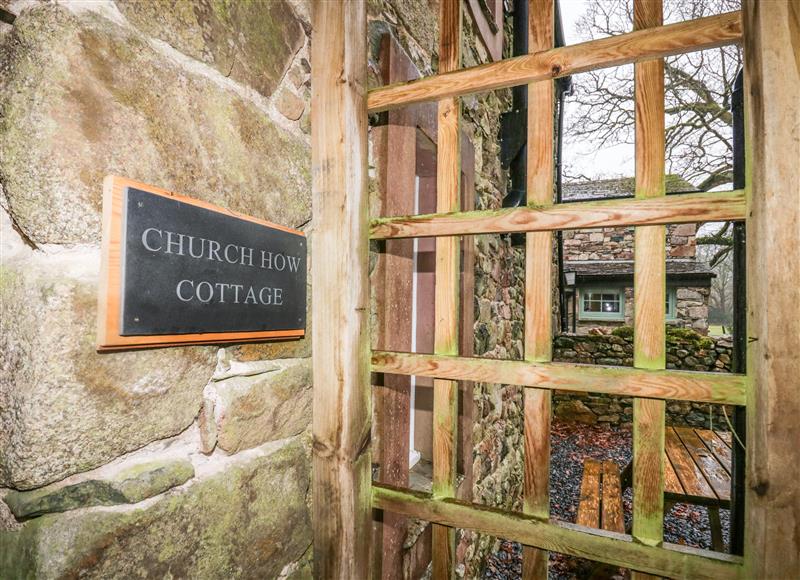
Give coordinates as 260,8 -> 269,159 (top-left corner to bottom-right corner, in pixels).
371,352 -> 747,405
368,11 -> 741,113
743,3 -> 800,574
631,0 -> 666,556
664,453 -> 684,496
717,430 -> 732,448
457,136 -> 476,501
431,1 -> 461,578
372,484 -> 743,580
371,34 -> 418,579
577,459 -> 602,529
665,427 -> 715,499
602,461 -> 625,534
696,429 -> 732,474
522,2 -> 554,577
310,1 -> 370,578
370,189 -> 746,239
675,427 -> 731,501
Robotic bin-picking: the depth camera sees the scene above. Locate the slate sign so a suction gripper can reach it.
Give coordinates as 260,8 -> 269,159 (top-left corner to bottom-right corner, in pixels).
97,176 -> 306,350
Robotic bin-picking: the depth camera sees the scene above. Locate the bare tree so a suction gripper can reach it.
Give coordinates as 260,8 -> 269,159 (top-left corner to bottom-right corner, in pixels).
566,0 -> 742,192
697,236 -> 734,327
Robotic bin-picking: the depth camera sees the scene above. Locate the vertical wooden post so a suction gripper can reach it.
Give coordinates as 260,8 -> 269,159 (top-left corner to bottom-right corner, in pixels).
432,1 -> 462,577
742,1 -> 800,577
310,1 -> 371,578
632,0 -> 666,564
522,1 -> 554,578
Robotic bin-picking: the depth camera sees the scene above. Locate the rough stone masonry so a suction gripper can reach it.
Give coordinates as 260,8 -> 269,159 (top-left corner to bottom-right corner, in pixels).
1,0 -> 314,577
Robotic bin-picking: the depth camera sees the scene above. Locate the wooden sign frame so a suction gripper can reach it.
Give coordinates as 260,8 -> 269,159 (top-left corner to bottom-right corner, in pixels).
97,175 -> 306,351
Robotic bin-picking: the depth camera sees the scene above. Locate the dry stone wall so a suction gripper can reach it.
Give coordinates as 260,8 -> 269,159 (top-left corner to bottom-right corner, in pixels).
552,329 -> 734,428
1,1 -> 313,577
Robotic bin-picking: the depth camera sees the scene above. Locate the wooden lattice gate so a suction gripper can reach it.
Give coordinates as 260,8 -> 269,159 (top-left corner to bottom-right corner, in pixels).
310,1 -> 800,578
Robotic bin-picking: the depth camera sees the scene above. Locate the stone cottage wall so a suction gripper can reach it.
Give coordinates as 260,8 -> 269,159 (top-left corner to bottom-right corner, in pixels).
570,285 -> 711,335
563,222 -> 697,261
1,1 -> 315,576
552,330 -> 734,428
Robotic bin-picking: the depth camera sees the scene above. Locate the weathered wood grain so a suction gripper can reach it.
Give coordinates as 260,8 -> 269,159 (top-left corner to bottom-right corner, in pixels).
372,484 -> 743,580
432,1 -> 462,577
743,1 -> 800,576
310,2 -> 371,578
602,461 -> 625,534
665,427 -> 715,499
368,12 -> 741,113
697,429 -> 732,474
664,453 -> 684,496
522,2 -> 555,577
675,427 -> 730,501
577,459 -> 602,529
371,34 -> 418,578
370,189 -> 746,239
631,0 -> 666,556
371,352 -> 747,405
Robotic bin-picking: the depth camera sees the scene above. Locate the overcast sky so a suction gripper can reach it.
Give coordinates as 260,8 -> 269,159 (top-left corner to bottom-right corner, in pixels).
558,0 -> 637,182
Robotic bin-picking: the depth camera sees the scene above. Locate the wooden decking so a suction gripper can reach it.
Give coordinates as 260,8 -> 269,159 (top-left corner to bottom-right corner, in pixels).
664,427 -> 732,507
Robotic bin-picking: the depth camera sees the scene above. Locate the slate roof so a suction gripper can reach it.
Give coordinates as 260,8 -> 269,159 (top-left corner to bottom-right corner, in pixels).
562,175 -> 696,202
564,260 -> 715,286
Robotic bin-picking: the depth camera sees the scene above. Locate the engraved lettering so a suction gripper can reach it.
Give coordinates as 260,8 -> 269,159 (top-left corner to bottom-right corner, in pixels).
244,286 -> 258,304
165,231 -> 185,255
176,279 -> 194,302
260,250 -> 273,270
274,253 -> 286,271
240,246 -> 253,267
208,240 -> 222,262
196,281 -> 213,303
142,228 -> 163,252
287,255 -> 301,272
187,236 -> 205,259
224,244 -> 239,264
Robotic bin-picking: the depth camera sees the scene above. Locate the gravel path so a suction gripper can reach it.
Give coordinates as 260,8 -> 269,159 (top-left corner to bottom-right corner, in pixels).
483,421 -> 730,579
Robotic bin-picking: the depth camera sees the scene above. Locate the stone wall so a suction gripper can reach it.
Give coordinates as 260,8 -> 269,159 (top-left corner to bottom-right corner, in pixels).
563,223 -> 698,262
552,329 -> 734,428
1,1 -> 314,577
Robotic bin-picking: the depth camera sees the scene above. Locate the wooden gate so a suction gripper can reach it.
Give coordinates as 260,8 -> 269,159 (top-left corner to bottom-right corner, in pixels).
310,0 -> 800,578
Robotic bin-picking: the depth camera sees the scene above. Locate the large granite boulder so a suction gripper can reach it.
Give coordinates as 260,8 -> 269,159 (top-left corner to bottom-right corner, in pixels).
201,357 -> 312,454
0,4 -> 310,245
0,435 -> 312,579
115,0 -> 305,98
0,209 -> 216,489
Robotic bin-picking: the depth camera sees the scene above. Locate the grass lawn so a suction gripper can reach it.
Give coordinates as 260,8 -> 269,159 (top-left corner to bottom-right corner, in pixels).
708,325 -> 729,336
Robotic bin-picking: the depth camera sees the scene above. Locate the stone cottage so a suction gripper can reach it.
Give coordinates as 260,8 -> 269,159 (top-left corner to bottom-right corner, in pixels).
560,176 -> 715,335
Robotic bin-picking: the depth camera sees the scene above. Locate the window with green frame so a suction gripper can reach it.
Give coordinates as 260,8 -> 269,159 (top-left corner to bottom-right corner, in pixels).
578,286 -> 678,321
579,288 -> 625,321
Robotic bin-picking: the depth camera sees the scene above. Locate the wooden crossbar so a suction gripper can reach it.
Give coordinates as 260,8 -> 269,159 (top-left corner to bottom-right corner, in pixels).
370,189 -> 745,239
372,484 -> 743,580
372,351 -> 746,406
631,0 -> 667,559
522,1 -> 554,576
431,1 -> 462,576
368,11 -> 741,113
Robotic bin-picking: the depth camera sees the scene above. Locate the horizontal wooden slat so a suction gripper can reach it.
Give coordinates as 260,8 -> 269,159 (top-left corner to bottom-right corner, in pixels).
370,189 -> 745,239
368,11 -> 741,113
372,484 -> 742,579
371,351 -> 746,405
